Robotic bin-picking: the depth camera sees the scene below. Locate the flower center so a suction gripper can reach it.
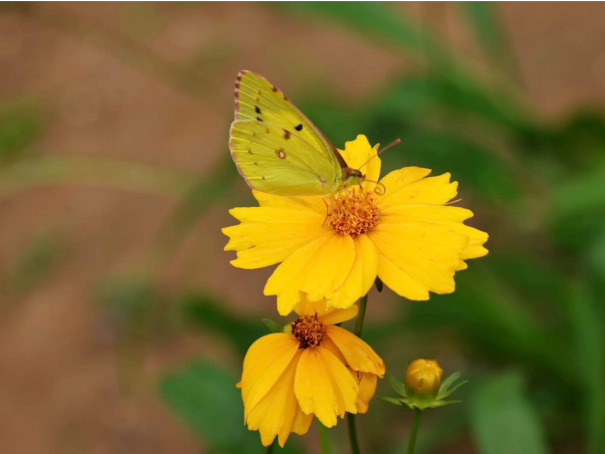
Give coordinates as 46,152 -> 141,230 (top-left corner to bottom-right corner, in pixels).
291,314 -> 324,349
327,191 -> 380,238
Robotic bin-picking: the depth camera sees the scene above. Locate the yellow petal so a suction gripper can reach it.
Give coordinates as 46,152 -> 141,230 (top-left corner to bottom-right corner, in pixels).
381,205 -> 489,260
294,297 -> 331,317
338,135 -> 381,192
294,346 -> 359,427
326,234 -> 379,310
241,333 -> 300,417
379,170 -> 458,207
294,298 -> 359,324
319,305 -> 359,325
246,350 -> 303,447
378,167 -> 432,201
353,371 -> 378,414
265,232 -> 356,315
320,333 -> 348,364
324,325 -> 385,377
369,221 -> 470,299
291,404 -> 314,436
223,205 -> 325,269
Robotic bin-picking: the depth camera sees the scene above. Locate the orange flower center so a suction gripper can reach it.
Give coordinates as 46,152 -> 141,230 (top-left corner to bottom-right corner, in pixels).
291,314 -> 324,349
327,191 -> 380,238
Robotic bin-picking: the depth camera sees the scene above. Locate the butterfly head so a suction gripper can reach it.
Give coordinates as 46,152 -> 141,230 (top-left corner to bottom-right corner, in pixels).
345,168 -> 364,186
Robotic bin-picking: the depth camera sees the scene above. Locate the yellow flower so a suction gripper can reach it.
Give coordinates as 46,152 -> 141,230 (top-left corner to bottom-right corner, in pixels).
405,359 -> 444,399
223,135 -> 489,315
239,300 -> 385,447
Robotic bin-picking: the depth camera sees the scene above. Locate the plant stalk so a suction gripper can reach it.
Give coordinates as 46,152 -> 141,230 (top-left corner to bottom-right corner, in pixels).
318,422 -> 332,454
347,294 -> 369,454
407,408 -> 423,454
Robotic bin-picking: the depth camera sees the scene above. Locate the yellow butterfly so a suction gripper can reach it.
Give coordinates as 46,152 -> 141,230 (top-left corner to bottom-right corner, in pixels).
229,70 -> 398,197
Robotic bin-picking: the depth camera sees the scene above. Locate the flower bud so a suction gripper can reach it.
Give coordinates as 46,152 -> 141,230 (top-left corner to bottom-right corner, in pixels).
405,359 -> 444,399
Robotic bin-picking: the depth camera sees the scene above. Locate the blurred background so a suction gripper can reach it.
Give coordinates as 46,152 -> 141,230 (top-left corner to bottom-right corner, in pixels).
1,2 -> 605,453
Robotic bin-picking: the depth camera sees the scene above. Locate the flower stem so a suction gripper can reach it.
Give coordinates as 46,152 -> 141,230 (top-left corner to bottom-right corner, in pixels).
407,409 -> 423,454
353,294 -> 368,337
347,413 -> 361,454
266,441 -> 275,454
347,294 -> 369,454
318,422 -> 331,454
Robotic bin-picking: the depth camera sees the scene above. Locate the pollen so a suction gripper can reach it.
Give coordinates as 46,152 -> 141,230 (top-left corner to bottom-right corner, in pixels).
291,313 -> 324,349
327,191 -> 380,238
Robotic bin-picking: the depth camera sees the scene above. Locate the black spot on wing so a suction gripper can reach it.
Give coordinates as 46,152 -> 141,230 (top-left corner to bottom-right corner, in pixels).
283,129 -> 291,140
255,106 -> 261,114
295,124 -> 303,131
257,117 -> 263,122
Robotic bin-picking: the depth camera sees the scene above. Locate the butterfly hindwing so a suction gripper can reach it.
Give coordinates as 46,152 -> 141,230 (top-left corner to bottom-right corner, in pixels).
230,120 -> 341,196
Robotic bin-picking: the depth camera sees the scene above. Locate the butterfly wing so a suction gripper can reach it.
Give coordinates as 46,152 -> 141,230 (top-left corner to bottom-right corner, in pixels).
230,120 -> 341,196
231,70 -> 345,195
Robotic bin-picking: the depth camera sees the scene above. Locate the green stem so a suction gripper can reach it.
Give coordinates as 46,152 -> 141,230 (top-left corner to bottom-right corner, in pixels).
347,294 -> 369,454
318,422 -> 331,454
266,440 -> 275,454
347,413 -> 361,454
353,294 -> 368,337
407,409 -> 423,454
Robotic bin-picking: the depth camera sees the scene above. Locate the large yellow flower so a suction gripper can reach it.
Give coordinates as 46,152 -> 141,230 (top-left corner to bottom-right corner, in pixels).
239,301 -> 385,447
223,135 -> 489,315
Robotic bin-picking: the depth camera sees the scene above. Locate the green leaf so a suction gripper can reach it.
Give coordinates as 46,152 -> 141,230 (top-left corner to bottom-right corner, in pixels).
161,361 -> 252,452
438,372 -> 461,395
181,292 -> 266,356
282,3 -> 446,67
8,230 -> 66,295
386,373 -> 407,397
263,318 -> 284,333
161,361 -> 300,454
470,373 -> 549,454
431,400 -> 462,408
0,99 -> 42,162
567,283 -> 605,454
461,2 -> 517,79
378,396 -> 404,406
438,380 -> 468,400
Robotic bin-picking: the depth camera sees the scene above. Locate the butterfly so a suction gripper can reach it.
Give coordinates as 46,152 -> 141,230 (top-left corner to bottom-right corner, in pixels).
229,70 -> 397,197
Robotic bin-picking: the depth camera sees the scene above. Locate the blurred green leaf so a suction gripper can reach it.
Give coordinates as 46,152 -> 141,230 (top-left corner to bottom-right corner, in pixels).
0,99 -> 42,162
470,373 -> 549,454
386,373 -> 407,397
461,2 -> 517,80
263,318 -> 284,334
8,230 -> 66,295
161,361 -> 300,454
161,361 -> 255,452
376,74 -> 530,133
404,269 -> 576,388
438,373 -> 462,396
283,2 -> 446,65
378,396 -> 404,406
550,159 -> 605,252
384,127 -> 520,204
567,283 -> 605,454
181,292 -> 266,356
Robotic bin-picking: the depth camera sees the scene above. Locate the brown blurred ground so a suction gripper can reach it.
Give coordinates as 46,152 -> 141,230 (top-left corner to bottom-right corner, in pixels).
0,3 -> 604,453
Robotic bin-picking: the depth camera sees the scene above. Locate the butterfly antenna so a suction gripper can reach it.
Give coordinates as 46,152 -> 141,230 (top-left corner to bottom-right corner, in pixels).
358,138 -> 401,171
363,179 -> 386,195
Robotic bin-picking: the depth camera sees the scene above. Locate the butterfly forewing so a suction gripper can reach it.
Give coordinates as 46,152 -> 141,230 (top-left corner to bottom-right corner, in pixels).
235,71 -> 347,161
230,120 -> 341,196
